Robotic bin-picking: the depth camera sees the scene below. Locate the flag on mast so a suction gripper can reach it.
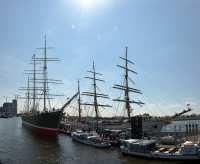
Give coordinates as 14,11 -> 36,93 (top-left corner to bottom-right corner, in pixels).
32,54 -> 35,59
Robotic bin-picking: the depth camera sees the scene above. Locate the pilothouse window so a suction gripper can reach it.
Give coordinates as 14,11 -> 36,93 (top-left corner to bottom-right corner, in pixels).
146,143 -> 156,151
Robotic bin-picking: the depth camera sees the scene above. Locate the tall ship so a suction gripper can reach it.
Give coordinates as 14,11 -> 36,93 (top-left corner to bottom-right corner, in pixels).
98,47 -> 192,132
68,62 -> 112,129
67,47 -> 192,132
20,37 -> 77,136
81,61 -> 112,127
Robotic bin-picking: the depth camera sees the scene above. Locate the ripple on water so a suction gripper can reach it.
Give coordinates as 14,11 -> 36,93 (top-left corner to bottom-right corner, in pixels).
0,117 -> 192,164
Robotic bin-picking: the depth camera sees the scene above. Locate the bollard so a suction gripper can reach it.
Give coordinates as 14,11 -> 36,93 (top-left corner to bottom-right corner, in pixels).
192,123 -> 194,141
196,124 -> 198,141
179,125 -> 181,147
189,123 -> 191,141
186,125 -> 188,141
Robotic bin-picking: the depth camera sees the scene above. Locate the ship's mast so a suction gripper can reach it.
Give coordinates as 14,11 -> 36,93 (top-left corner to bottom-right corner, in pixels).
93,62 -> 98,122
32,56 -> 37,111
82,61 -> 112,125
113,47 -> 144,119
35,36 -> 63,112
77,78 -> 81,121
20,36 -> 64,113
19,54 -> 42,113
125,47 -> 130,118
43,37 -> 47,111
27,76 -> 30,112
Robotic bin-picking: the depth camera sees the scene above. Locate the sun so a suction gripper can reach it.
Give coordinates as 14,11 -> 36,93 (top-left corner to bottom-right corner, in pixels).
78,0 -> 103,10
82,0 -> 93,6
75,0 -> 109,18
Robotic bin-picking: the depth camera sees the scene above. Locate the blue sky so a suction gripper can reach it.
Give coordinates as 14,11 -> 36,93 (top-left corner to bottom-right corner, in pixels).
0,0 -> 199,117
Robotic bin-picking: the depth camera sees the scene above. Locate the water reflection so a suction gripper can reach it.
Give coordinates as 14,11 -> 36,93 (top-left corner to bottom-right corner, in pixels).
0,117 -> 197,164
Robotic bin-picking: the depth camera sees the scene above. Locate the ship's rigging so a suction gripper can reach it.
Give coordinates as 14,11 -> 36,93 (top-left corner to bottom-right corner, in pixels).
113,47 -> 144,119
81,61 -> 112,124
19,37 -> 64,113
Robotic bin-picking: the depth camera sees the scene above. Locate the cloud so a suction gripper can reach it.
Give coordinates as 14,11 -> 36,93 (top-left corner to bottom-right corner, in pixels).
97,34 -> 101,41
167,104 -> 183,109
148,104 -> 156,107
0,51 -> 27,81
184,97 -> 193,100
46,29 -> 54,36
71,24 -> 76,29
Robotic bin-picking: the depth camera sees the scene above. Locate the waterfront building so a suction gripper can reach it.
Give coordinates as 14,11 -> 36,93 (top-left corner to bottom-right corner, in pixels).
0,99 -> 17,115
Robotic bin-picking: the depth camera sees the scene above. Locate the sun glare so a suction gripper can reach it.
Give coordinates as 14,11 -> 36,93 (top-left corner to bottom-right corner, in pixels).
82,0 -> 93,6
78,0 -> 104,10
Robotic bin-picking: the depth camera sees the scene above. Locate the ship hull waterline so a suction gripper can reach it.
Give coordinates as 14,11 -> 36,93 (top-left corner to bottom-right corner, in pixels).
21,111 -> 62,136
22,121 -> 58,136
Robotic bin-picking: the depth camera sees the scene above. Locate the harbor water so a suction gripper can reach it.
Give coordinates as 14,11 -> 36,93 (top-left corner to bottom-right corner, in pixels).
0,117 -> 199,164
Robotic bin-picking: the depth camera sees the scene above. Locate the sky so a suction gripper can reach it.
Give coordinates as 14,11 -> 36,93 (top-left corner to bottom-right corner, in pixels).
0,0 -> 200,118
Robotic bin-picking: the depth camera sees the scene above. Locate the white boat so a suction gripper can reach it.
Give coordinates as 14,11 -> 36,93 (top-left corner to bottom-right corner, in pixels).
120,139 -> 200,161
97,120 -> 166,132
68,118 -> 169,133
71,131 -> 111,148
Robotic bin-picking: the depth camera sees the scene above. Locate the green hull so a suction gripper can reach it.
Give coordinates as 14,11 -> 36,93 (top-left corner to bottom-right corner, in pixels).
21,111 -> 62,136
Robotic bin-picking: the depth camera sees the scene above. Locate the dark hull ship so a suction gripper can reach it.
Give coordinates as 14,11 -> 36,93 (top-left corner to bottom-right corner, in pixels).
20,37 -> 78,136
22,111 -> 62,136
